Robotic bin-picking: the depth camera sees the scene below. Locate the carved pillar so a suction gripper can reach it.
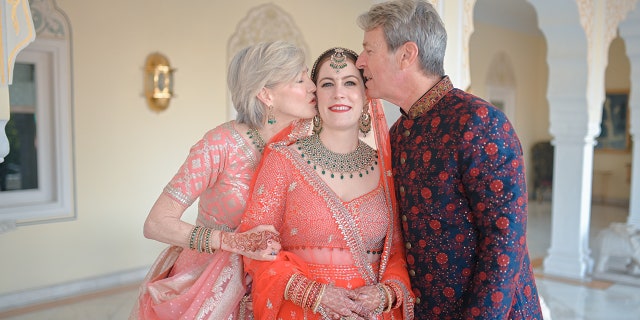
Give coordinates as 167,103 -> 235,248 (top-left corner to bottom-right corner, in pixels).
1,0 -> 35,163
620,4 -> 640,228
527,0 -> 596,279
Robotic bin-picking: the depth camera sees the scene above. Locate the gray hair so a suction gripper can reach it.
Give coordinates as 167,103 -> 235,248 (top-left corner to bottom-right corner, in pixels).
357,0 -> 447,76
227,41 -> 306,128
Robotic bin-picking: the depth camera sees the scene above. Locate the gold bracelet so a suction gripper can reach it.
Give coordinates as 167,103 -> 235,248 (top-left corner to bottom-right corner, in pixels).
204,228 -> 213,254
197,226 -> 207,253
312,283 -> 326,313
373,283 -> 386,314
284,274 -> 297,301
189,225 -> 200,250
382,284 -> 393,312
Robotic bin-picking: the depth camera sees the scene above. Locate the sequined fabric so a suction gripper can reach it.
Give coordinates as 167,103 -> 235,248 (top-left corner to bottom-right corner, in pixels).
391,76 -> 542,319
132,120 -> 311,320
240,143 -> 414,320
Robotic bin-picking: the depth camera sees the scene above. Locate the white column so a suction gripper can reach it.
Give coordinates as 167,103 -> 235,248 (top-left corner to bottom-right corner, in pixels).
544,120 -> 597,278
528,0 -> 596,279
620,7 -> 640,228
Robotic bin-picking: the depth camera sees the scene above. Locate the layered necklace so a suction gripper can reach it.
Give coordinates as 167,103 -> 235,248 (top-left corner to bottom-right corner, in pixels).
247,127 -> 266,153
297,134 -> 378,179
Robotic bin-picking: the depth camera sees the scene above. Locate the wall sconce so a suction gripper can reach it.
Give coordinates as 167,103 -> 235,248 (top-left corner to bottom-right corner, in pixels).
144,52 -> 175,112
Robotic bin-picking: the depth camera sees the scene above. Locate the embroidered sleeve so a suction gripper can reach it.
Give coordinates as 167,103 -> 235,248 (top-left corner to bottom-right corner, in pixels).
163,129 -> 226,207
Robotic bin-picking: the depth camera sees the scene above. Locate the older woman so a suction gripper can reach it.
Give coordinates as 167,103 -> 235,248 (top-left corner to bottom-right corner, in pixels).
131,41 -> 317,320
241,47 -> 414,320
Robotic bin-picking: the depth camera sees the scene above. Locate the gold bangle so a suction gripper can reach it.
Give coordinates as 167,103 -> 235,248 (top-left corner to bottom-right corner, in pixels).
312,283 -> 326,313
197,226 -> 207,253
382,284 -> 393,312
204,228 -> 213,254
373,283 -> 386,314
284,273 -> 298,301
189,225 -> 200,250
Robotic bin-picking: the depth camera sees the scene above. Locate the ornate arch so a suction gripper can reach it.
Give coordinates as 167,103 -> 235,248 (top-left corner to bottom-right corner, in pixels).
227,3 -> 309,120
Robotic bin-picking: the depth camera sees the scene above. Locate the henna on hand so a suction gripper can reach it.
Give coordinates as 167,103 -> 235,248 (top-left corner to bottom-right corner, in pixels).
221,225 -> 281,255
318,285 -> 367,320
223,230 -> 280,252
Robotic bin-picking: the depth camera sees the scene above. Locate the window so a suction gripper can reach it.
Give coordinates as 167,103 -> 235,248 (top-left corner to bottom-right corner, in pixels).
0,27 -> 75,225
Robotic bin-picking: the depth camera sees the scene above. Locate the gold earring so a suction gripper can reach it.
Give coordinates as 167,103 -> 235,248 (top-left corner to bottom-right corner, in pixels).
312,115 -> 323,135
359,103 -> 371,136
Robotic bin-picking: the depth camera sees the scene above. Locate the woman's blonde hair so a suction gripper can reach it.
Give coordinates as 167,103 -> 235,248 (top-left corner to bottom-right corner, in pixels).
227,41 -> 306,128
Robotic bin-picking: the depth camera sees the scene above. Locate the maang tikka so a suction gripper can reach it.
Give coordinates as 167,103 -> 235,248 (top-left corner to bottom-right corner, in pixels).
329,48 -> 348,73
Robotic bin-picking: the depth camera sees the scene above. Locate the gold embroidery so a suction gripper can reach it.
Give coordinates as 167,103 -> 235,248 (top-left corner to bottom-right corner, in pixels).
407,76 -> 454,119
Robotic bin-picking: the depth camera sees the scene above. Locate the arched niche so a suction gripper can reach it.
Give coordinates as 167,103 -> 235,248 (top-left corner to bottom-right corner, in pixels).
226,3 -> 309,120
485,52 -> 517,124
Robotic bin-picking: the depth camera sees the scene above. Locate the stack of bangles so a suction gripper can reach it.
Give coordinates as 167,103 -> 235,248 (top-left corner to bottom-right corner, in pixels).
383,282 -> 405,311
284,273 -> 327,313
188,225 -> 218,254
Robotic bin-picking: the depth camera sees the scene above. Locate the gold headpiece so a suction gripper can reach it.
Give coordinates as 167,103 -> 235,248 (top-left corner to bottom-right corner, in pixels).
329,48 -> 347,72
311,47 -> 359,82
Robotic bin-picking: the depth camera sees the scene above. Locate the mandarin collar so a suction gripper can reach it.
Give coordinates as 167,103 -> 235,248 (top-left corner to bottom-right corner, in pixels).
402,76 -> 453,119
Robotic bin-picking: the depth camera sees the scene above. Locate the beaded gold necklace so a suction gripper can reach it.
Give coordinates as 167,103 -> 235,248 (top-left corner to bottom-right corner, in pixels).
297,134 -> 378,179
247,127 -> 266,153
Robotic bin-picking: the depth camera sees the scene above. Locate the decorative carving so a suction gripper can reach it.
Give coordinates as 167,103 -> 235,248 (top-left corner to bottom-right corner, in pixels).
606,0 -> 637,47
28,0 -> 69,39
228,3 -> 309,61
486,52 -> 516,87
227,3 -> 309,119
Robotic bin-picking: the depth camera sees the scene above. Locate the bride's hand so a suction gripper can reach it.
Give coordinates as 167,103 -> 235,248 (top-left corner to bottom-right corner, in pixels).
220,225 -> 281,260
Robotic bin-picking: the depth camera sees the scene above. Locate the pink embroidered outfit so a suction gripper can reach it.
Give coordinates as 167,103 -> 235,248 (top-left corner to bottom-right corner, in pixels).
131,120 -> 309,320
240,101 -> 414,319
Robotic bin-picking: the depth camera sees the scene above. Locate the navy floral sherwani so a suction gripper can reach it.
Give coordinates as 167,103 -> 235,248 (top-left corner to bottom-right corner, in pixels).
391,76 -> 542,319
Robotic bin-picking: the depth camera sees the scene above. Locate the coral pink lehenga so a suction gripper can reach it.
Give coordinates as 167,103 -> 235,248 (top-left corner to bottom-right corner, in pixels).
130,120 -> 309,320
240,100 -> 415,320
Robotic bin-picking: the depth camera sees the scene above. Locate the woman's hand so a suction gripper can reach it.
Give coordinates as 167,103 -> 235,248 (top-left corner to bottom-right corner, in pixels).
352,285 -> 385,317
318,285 -> 367,320
220,225 -> 281,260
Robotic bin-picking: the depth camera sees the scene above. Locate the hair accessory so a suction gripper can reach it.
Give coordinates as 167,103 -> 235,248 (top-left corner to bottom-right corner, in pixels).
311,47 -> 360,82
329,48 -> 347,73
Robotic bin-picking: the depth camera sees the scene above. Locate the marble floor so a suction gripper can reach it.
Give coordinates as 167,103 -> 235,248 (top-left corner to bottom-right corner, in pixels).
1,201 -> 639,320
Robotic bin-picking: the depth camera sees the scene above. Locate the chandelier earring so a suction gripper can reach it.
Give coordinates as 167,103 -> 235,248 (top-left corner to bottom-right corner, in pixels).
312,114 -> 323,135
267,105 -> 276,125
359,102 -> 372,136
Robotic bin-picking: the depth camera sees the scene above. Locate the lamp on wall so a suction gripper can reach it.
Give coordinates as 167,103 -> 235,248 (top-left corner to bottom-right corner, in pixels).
144,52 -> 175,111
